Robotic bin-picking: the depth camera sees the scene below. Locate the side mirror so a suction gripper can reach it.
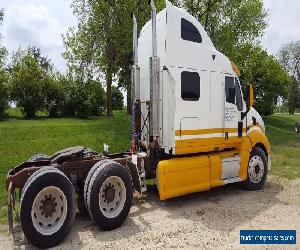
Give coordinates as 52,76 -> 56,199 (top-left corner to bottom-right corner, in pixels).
241,84 -> 254,120
246,84 -> 254,110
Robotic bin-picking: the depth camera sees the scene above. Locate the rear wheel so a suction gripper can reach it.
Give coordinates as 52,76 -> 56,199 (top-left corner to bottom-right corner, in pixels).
244,147 -> 268,190
20,167 -> 76,249
86,161 -> 133,230
84,159 -> 112,212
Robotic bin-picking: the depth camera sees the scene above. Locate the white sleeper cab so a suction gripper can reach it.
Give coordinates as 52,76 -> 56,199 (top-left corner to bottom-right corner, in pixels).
133,1 -> 271,200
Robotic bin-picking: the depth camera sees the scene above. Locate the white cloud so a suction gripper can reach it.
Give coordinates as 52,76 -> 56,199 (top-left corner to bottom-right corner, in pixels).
262,0 -> 300,55
2,1 -> 75,71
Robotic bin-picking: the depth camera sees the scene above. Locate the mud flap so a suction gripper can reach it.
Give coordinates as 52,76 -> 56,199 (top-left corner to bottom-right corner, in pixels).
157,155 -> 211,200
127,161 -> 142,193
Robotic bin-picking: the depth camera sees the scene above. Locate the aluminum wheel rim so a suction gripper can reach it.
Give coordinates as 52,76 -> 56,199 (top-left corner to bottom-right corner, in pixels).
31,186 -> 67,235
248,155 -> 264,184
99,176 -> 126,218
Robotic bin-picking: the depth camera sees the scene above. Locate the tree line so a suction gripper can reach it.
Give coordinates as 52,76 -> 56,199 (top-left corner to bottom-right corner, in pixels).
0,1 -> 300,120
0,44 -> 123,119
0,8 -> 123,119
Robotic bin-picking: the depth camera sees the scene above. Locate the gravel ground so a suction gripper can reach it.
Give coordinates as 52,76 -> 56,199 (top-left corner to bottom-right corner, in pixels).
1,175 -> 300,249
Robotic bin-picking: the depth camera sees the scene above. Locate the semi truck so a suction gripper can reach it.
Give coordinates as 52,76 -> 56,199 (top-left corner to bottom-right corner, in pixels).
6,1 -> 271,248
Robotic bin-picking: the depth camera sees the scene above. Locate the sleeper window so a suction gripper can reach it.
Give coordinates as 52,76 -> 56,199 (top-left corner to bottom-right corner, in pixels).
181,18 -> 202,43
181,71 -> 200,101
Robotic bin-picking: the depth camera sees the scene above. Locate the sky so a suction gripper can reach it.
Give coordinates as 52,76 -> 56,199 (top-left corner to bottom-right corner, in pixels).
0,0 -> 76,71
0,0 -> 300,72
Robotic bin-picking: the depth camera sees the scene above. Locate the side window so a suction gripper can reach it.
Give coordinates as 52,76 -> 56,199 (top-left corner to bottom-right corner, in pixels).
235,78 -> 243,111
225,76 -> 243,111
181,18 -> 202,43
181,71 -> 200,101
225,76 -> 235,104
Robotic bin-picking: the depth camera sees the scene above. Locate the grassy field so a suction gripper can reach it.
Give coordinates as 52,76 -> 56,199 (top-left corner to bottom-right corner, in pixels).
0,111 -> 130,208
0,110 -> 299,222
264,114 -> 300,179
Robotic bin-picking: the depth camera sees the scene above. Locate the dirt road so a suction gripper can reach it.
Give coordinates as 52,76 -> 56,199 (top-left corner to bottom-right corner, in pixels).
1,176 -> 300,249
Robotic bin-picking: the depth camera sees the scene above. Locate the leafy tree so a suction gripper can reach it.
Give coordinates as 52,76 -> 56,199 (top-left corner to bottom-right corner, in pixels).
29,46 -> 53,72
87,80 -> 106,116
43,74 -> 65,117
9,48 -> 51,118
278,41 -> 300,113
279,41 -> 300,81
112,86 -> 123,110
59,74 -> 106,118
64,0 -> 171,116
0,8 -> 9,119
0,58 -> 8,119
240,46 -> 291,116
285,78 -> 300,114
63,79 -> 91,118
63,0 -> 121,117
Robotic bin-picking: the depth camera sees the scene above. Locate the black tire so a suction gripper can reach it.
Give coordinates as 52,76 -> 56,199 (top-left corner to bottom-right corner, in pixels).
20,168 -> 76,249
21,166 -> 56,197
244,147 -> 268,190
84,159 -> 112,212
86,161 -> 133,230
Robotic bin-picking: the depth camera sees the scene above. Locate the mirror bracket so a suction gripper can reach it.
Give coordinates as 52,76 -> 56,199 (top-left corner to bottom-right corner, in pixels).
241,84 -> 254,120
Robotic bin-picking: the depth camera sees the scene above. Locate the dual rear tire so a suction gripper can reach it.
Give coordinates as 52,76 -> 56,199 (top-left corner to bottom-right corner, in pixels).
84,160 -> 133,230
20,161 -> 133,248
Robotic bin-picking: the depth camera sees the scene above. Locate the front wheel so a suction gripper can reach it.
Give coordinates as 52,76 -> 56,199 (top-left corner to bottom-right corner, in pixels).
244,147 -> 268,190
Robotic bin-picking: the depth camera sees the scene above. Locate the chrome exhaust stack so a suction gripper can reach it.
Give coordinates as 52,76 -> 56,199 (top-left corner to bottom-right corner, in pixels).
131,14 -> 141,152
149,0 -> 160,142
131,14 -> 140,102
132,14 -> 138,66
150,0 -> 157,57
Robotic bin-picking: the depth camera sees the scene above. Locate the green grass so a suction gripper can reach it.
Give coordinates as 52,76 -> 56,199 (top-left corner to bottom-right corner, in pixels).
6,107 -> 48,118
264,114 -> 300,179
0,110 -> 130,207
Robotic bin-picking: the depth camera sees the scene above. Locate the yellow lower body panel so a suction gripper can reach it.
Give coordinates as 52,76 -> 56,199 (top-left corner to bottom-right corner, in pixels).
157,149 -> 252,200
157,155 -> 211,200
158,131 -> 270,200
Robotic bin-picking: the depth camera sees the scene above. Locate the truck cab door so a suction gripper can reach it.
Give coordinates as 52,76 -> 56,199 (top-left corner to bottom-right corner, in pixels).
224,76 -> 244,140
